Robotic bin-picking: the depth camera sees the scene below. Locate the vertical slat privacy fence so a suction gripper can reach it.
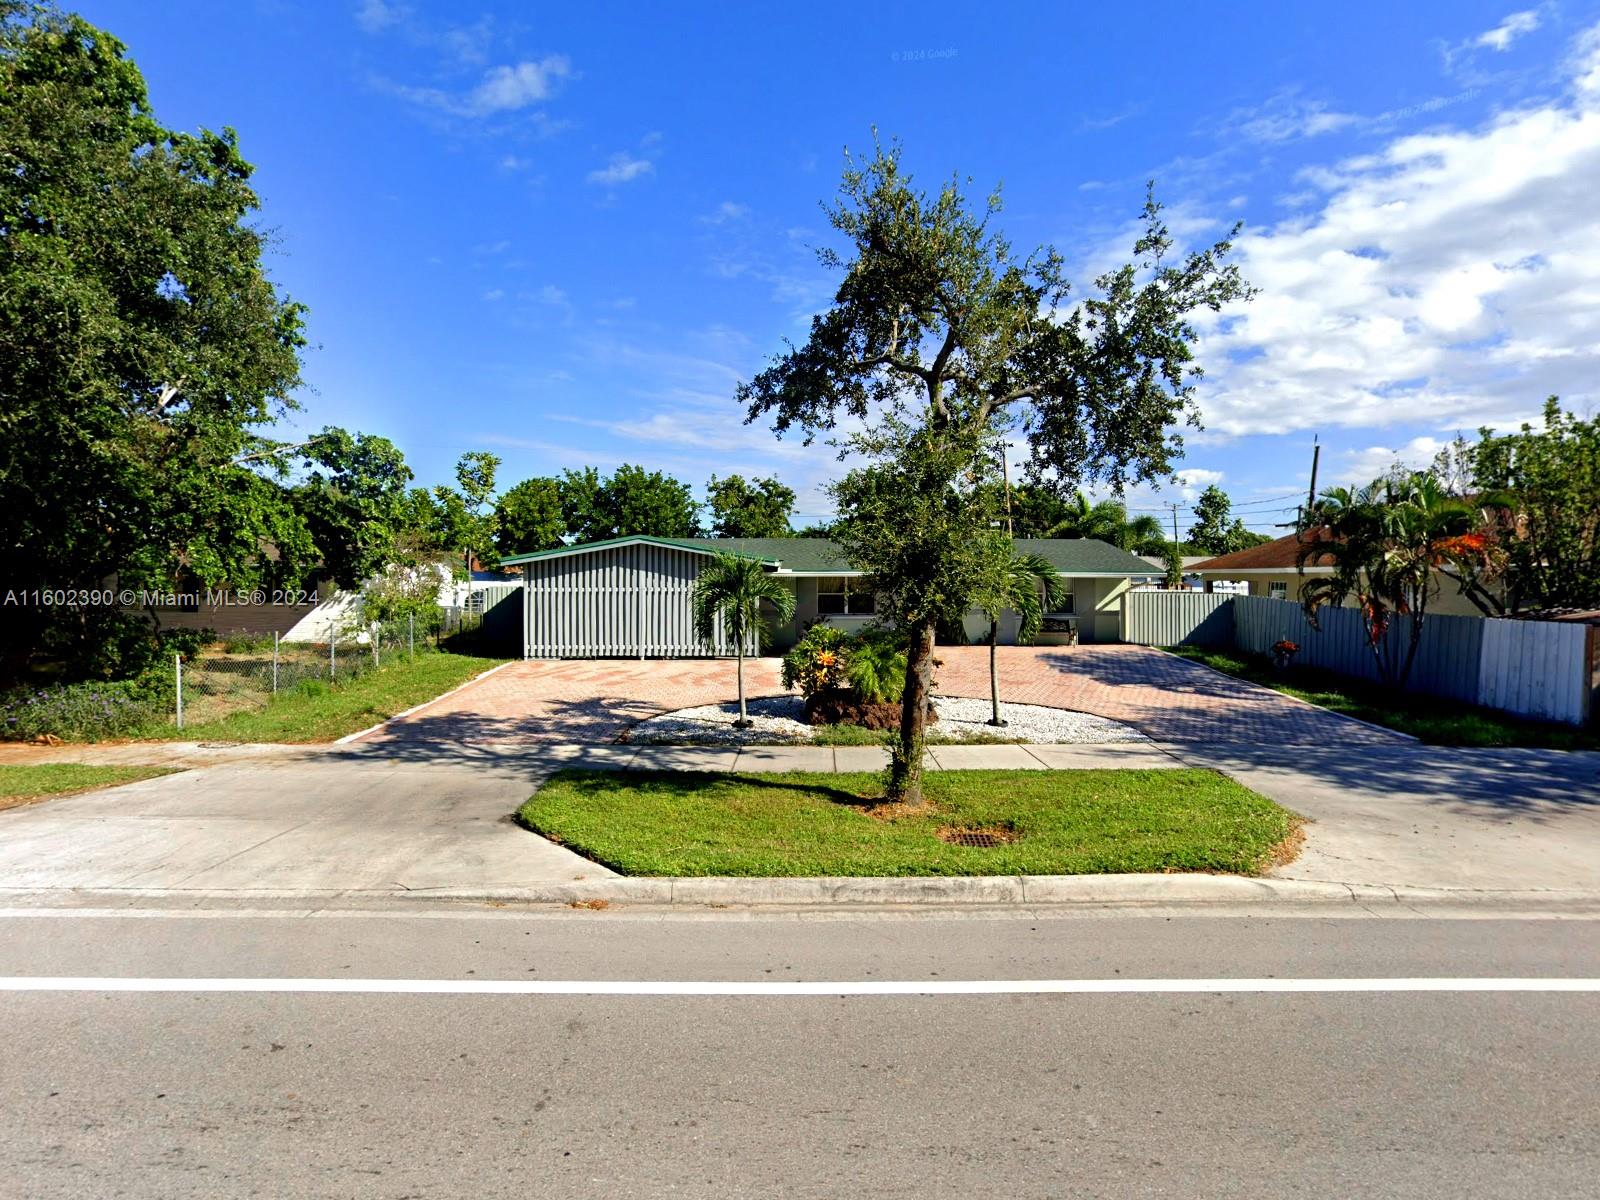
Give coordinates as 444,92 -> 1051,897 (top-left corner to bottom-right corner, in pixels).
1477,618 -> 1589,725
1232,596 -> 1484,703
523,543 -> 756,659
1121,592 -> 1590,726
1123,591 -> 1234,647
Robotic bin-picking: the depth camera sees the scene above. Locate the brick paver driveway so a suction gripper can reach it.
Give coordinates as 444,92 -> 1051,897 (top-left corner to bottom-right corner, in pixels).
360,645 -> 1406,748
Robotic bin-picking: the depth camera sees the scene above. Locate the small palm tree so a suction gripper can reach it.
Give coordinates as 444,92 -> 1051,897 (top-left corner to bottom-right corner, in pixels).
975,550 -> 1067,726
691,553 -> 796,728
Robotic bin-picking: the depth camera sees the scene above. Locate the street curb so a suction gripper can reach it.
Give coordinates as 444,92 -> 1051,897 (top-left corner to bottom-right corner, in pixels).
1150,647 -> 1419,742
385,875 -> 1600,910
333,660 -> 516,745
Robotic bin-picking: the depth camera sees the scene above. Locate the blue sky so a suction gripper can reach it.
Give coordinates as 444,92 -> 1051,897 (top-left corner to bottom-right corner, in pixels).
76,1 -> 1600,536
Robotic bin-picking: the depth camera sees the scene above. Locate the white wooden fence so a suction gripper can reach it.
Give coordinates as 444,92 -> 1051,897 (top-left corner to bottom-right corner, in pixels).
1123,592 -> 1596,727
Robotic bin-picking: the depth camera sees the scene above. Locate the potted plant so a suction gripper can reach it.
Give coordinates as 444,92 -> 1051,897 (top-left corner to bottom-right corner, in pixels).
1271,638 -> 1299,671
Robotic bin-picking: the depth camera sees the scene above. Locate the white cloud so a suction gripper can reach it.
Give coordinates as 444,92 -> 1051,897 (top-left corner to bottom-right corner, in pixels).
1336,437 -> 1448,486
384,56 -> 572,119
1189,21 -> 1600,440
482,288 -> 505,302
700,201 -> 750,224
469,58 -> 570,113
587,152 -> 654,186
1175,468 -> 1225,491
1220,91 -> 1358,143
355,0 -> 402,34
1474,10 -> 1542,52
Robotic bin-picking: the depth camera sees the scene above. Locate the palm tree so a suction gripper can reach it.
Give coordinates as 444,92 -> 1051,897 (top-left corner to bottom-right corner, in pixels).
1300,472 -> 1498,688
974,550 -> 1067,726
691,553 -> 796,728
1048,492 -> 1167,555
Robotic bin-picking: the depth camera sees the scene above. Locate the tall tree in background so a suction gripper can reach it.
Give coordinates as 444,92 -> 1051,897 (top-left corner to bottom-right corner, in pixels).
291,428 -> 415,588
741,139 -> 1249,803
559,465 -> 700,541
433,452 -> 500,573
1047,493 -> 1167,554
1186,484 -> 1271,555
494,478 -> 565,557
0,3 -> 308,679
1472,398 -> 1600,613
705,474 -> 797,538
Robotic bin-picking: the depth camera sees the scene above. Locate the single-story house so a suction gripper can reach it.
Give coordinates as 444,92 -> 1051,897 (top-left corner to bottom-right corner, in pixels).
1190,531 -> 1496,617
497,536 -> 1164,659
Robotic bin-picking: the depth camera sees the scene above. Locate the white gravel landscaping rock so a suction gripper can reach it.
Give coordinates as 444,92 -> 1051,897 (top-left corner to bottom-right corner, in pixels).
623,694 -> 1148,746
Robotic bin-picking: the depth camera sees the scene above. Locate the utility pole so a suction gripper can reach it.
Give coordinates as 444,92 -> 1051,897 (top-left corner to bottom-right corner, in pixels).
1165,502 -> 1183,590
1303,436 -> 1321,529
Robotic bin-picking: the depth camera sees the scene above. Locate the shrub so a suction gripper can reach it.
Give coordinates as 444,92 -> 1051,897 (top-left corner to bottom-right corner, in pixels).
221,633 -> 275,654
846,629 -> 907,704
294,678 -> 330,698
0,667 -> 174,742
780,624 -> 852,699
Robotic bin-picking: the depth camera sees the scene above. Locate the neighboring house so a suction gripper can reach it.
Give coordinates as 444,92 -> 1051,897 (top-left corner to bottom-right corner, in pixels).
498,536 -> 1163,659
1190,531 -> 1493,617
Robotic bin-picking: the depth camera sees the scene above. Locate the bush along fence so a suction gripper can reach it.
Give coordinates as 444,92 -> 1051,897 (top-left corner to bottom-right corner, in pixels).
1123,591 -> 1598,727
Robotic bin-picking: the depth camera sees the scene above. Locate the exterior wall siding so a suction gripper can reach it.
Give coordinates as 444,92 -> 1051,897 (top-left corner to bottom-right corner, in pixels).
523,544 -> 754,659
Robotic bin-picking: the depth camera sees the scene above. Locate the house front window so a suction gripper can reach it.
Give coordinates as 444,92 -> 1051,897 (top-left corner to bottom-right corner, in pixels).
816,576 -> 875,615
1268,581 -> 1288,600
1046,587 -> 1075,616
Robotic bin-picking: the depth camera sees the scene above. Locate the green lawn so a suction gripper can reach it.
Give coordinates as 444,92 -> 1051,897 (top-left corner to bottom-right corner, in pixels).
518,768 -> 1300,877
1165,644 -> 1600,750
170,652 -> 506,743
0,763 -> 177,811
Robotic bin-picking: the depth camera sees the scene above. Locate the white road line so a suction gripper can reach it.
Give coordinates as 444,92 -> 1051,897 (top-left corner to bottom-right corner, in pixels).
0,977 -> 1596,996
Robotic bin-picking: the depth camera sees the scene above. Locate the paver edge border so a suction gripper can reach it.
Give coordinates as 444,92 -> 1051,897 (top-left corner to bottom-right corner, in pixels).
333,660 -> 518,745
1150,647 -> 1419,742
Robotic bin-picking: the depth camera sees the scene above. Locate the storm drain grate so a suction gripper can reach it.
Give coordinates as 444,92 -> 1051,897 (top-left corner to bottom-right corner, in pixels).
937,825 -> 1017,848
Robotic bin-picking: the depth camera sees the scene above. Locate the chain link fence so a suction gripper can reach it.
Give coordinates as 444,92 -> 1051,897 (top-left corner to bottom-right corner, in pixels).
172,610 -> 483,729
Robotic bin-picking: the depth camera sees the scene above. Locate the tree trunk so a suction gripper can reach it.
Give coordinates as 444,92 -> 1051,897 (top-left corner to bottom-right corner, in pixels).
734,641 -> 750,728
887,620 -> 937,805
986,618 -> 1006,726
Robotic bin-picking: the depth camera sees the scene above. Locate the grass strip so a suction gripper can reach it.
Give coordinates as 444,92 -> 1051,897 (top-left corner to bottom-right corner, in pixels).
519,767 -> 1299,877
0,763 -> 177,812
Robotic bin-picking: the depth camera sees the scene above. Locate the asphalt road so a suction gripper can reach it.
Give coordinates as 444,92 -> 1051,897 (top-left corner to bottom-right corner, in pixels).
2,907 -> 1597,1199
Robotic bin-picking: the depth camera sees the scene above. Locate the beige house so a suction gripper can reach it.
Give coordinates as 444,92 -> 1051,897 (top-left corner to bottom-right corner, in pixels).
1190,532 -> 1495,618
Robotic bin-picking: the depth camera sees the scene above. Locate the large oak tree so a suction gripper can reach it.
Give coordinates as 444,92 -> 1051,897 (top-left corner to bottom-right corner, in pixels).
739,139 -> 1250,802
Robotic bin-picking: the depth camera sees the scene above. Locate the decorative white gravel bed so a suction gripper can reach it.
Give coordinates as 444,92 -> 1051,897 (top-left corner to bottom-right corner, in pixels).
622,694 -> 1149,746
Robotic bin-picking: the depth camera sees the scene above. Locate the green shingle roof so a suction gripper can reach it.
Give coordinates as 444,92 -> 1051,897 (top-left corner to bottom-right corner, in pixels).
503,535 -> 1161,576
